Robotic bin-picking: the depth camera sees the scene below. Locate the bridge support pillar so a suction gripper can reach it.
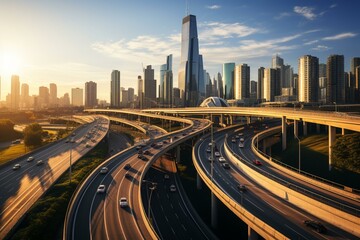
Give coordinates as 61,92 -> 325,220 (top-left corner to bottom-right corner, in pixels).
282,116 -> 287,150
316,124 -> 321,134
303,122 -> 308,136
229,115 -> 233,125
247,116 -> 251,125
294,120 -> 298,138
220,114 -> 224,126
248,226 -> 260,240
329,126 -> 336,171
211,192 -> 218,229
196,173 -> 202,190
176,145 -> 181,163
342,128 -> 346,135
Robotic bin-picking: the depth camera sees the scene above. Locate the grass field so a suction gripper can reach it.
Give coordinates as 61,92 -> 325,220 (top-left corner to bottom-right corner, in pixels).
272,134 -> 360,189
0,144 -> 28,166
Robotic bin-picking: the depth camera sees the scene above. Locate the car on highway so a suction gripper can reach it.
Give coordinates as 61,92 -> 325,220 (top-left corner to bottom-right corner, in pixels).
169,184 -> 176,192
13,164 -> 21,170
27,156 -> 35,162
125,173 -> 131,179
100,167 -> 108,174
238,132 -> 244,136
253,159 -> 262,166
237,184 -> 247,192
136,145 -> 142,150
206,147 -> 211,153
36,160 -> 44,166
144,150 -> 151,155
218,156 -> 226,163
303,220 -> 327,233
124,164 -> 131,170
86,143 -> 91,148
97,185 -> 106,193
240,138 -> 244,142
238,142 -> 244,148
208,156 -> 214,162
222,162 -> 230,169
119,197 -> 128,208
164,174 -> 170,179
214,151 -> 220,157
231,138 -> 236,143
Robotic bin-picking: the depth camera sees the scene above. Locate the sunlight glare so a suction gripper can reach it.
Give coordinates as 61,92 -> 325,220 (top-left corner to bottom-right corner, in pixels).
0,51 -> 22,76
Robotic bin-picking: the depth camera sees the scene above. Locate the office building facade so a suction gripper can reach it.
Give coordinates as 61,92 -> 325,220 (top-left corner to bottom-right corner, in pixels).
144,65 -> 156,108
85,81 -> 97,108
234,64 -> 250,100
223,62 -> 235,99
71,88 -> 83,106
111,70 -> 121,107
298,55 -> 319,102
327,55 -> 345,104
11,75 -> 20,110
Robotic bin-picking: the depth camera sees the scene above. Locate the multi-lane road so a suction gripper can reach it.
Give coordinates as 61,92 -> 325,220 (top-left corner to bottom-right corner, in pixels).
0,115 -> 109,239
194,122 -> 359,239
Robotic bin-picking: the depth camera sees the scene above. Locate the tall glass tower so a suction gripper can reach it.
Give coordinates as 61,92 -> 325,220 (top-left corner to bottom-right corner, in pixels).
223,63 -> 235,99
178,14 -> 200,107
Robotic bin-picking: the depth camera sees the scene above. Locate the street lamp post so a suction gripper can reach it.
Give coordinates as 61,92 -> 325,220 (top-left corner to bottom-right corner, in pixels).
333,102 -> 337,112
142,180 -> 157,221
69,146 -> 72,184
294,134 -> 301,173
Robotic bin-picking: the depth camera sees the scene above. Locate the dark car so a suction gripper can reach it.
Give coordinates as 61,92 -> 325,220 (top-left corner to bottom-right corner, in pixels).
144,150 -> 151,155
253,160 -> 262,166
237,184 -> 247,192
124,164 -> 131,170
303,220 -> 327,233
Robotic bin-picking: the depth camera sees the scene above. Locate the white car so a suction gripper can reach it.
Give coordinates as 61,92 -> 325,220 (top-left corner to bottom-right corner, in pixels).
218,157 -> 226,163
119,197 -> 128,208
97,185 -> 106,193
27,156 -> 35,162
13,164 -> 21,170
36,160 -> 44,166
100,167 -> 108,174
238,142 -> 244,148
214,152 -> 220,157
169,184 -> 176,192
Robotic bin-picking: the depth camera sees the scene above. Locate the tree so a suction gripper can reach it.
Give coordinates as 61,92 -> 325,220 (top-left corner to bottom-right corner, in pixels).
24,123 -> 43,147
0,119 -> 22,141
332,133 -> 360,174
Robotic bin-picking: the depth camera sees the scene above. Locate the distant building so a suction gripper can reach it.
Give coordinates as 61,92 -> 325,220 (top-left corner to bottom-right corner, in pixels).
298,55 -> 319,103
178,14 -> 201,107
59,93 -> 70,107
263,68 -> 280,102
234,64 -> 250,100
85,81 -> 97,108
137,76 -> 144,108
160,55 -> 173,107
257,67 -> 265,100
173,88 -> 181,107
111,70 -> 121,107
144,65 -> 156,108
121,88 -> 128,108
11,75 -> 20,110
71,88 -> 83,106
223,63 -> 235,99
38,86 -> 49,108
21,83 -> 29,109
250,80 -> 257,99
49,83 -> 57,106
327,55 -> 345,104
350,57 -> 360,103
216,72 -> 223,98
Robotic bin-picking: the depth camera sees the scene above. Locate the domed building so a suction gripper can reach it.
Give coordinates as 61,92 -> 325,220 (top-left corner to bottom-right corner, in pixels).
199,97 -> 229,107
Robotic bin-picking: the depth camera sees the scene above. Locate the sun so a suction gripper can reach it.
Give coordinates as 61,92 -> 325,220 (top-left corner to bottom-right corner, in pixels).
0,51 -> 22,77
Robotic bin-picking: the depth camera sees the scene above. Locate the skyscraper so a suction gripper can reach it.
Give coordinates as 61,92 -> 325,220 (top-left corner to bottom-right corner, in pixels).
178,14 -> 201,107
257,67 -> 265,100
160,54 -> 173,107
263,68 -> 280,102
216,72 -> 223,98
85,81 -> 97,108
234,64 -> 250,100
298,55 -> 319,103
137,76 -> 144,109
49,83 -> 57,106
111,70 -> 121,108
327,55 -> 345,104
11,75 -> 20,110
351,57 -> 360,103
39,86 -> 50,108
223,63 -> 235,99
21,83 -> 29,109
71,88 -> 83,106
198,55 -> 205,98
144,65 -> 156,108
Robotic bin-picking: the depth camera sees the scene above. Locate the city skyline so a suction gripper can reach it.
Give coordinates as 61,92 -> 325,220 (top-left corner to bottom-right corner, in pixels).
0,0 -> 359,102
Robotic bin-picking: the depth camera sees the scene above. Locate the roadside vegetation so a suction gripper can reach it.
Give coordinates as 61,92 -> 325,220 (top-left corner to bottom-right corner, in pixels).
7,141 -> 108,240
332,133 -> 360,174
0,119 -> 22,142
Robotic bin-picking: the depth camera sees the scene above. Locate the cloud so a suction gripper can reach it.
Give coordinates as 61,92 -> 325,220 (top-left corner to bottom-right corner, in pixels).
199,22 -> 260,41
312,45 -> 331,51
322,32 -> 357,41
330,4 -> 337,8
274,12 -> 292,20
294,6 -> 317,20
206,5 -> 221,10
304,40 -> 319,45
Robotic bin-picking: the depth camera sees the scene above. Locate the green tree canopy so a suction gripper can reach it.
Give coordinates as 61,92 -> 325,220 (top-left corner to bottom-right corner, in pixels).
332,133 -> 360,174
24,123 -> 43,147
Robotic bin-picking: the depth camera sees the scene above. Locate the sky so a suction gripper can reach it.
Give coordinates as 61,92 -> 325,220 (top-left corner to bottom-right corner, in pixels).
0,0 -> 359,102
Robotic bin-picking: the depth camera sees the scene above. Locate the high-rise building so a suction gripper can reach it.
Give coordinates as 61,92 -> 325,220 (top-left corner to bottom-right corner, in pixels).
121,88 -> 128,108
173,88 -> 181,107
10,75 -> 20,110
263,68 -> 280,102
356,66 -> 360,103
272,55 -> 284,69
49,83 -> 57,106
223,63 -> 235,99
319,63 -> 327,78
257,67 -> 265,100
178,14 -> 201,107
71,88 -> 83,106
250,80 -> 257,99
144,65 -> 156,108
85,81 -> 97,108
38,86 -> 49,108
198,55 -> 205,98
216,72 -> 223,98
327,55 -> 345,104
21,83 -> 29,109
160,54 -> 173,107
137,75 -> 144,109
59,93 -> 70,107
350,58 -> 360,103
234,64 -> 250,100
111,70 -> 121,107
298,55 -> 319,103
